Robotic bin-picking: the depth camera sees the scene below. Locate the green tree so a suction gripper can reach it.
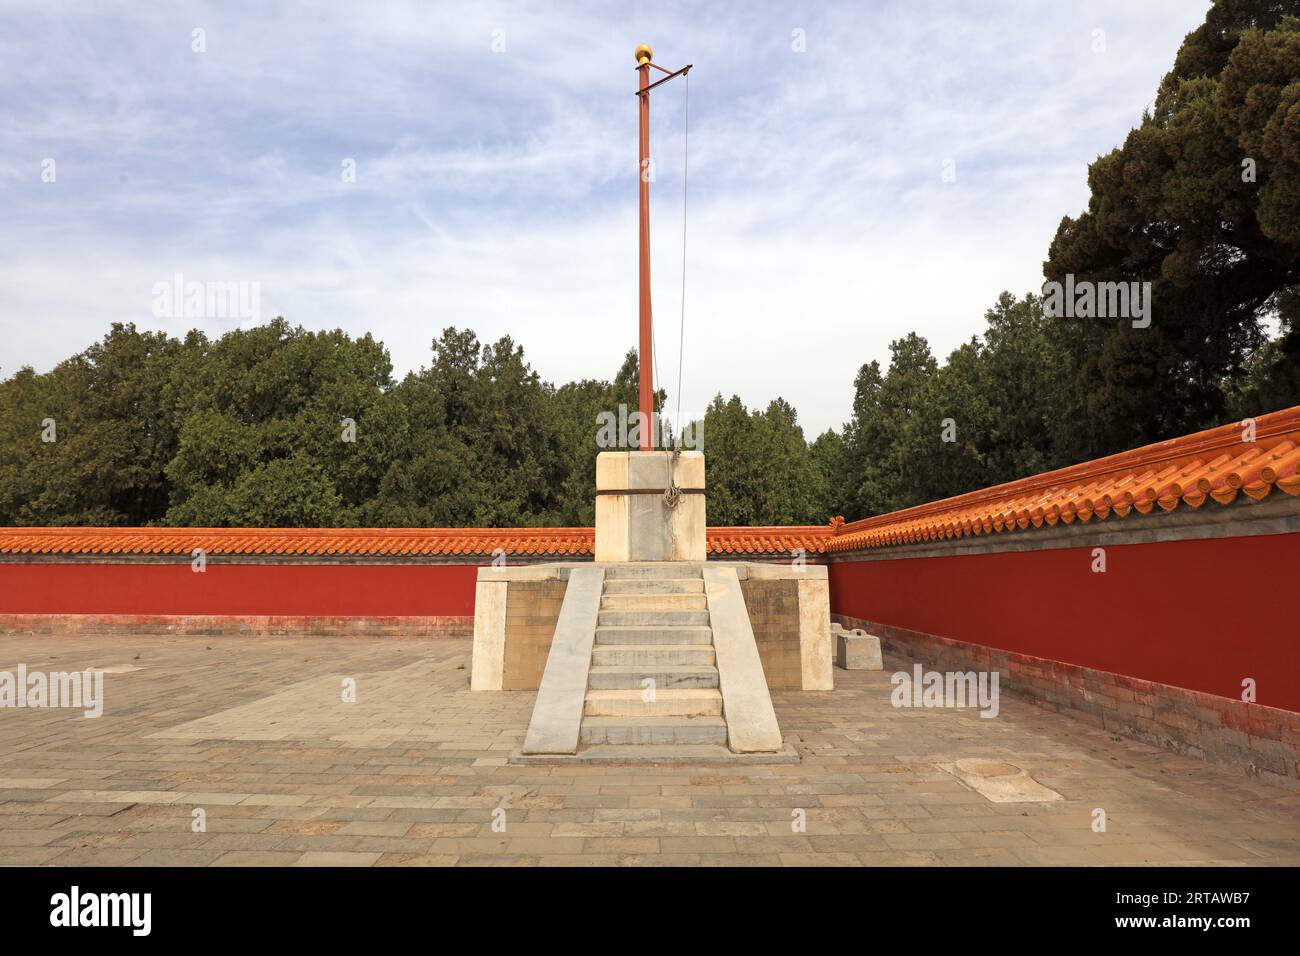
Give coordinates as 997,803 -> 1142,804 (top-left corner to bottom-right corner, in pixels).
163,318 -> 392,526
548,350 -> 642,526
809,427 -> 850,520
361,327 -> 569,527
934,292 -> 1079,490
836,333 -> 938,517
1044,2 -> 1300,454
827,294 -> 1080,520
0,323 -> 190,525
703,395 -> 824,525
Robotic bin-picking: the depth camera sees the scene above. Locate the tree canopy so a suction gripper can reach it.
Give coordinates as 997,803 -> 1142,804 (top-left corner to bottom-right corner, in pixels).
1043,1 -> 1300,456
3,2 -> 1298,529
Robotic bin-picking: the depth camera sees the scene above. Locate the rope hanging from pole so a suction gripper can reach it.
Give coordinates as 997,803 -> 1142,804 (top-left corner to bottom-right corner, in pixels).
675,70 -> 689,446
664,71 -> 690,512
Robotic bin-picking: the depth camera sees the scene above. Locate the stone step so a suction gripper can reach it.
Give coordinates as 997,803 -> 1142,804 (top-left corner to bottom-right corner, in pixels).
602,565 -> 703,580
602,579 -> 704,595
583,688 -> 723,717
600,593 -> 707,611
560,743 -> 799,765
597,609 -> 710,627
579,716 -> 727,746
586,664 -> 719,690
591,643 -> 715,667
595,625 -> 713,645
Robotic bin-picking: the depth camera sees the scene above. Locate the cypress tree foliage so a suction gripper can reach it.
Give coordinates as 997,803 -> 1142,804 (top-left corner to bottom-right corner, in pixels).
0,323 -> 191,525
817,294 -> 1080,521
1043,1 -> 1300,458
0,286 -> 1293,528
0,322 -> 666,528
701,395 -> 825,526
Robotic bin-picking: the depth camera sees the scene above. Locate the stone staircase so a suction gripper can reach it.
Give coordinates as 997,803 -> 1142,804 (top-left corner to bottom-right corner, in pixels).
516,562 -> 790,763
580,565 -> 728,750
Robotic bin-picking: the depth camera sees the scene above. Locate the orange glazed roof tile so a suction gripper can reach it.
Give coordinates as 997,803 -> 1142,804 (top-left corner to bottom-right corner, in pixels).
826,405 -> 1300,553
3,407 -> 1297,559
0,525 -> 834,558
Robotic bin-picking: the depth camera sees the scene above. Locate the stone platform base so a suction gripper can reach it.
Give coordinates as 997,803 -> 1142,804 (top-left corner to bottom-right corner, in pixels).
595,451 -> 705,562
472,562 -> 832,692
508,740 -> 802,765
832,622 -> 883,670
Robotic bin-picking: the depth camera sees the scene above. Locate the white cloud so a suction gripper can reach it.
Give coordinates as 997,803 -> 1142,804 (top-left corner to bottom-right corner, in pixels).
0,0 -> 1207,435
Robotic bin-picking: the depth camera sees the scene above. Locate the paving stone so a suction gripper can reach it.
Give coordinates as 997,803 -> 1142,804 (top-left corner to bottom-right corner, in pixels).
454,854 -> 537,866
294,851 -> 381,867
336,821 -> 411,837
135,849 -> 225,866
374,853 -> 460,866
45,847 -> 149,865
0,846 -> 65,864
211,850 -> 306,866
0,634 -> 1294,868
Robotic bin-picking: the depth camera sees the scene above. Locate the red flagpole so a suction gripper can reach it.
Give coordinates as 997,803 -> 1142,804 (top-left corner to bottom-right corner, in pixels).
636,44 -> 654,451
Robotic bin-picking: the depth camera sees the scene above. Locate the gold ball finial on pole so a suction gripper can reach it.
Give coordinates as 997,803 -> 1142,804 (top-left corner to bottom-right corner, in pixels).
635,44 -> 653,66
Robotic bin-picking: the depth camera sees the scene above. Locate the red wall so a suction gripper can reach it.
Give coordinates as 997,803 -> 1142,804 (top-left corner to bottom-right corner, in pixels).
829,532 -> 1300,713
0,563 -> 478,618
5,535 -> 1297,712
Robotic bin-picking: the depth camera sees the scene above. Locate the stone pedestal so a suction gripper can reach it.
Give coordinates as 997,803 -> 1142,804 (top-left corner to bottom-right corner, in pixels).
832,623 -> 883,670
594,451 -> 705,562
470,561 -> 833,692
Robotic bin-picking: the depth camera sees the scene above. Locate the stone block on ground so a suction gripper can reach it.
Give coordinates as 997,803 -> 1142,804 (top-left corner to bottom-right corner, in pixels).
834,626 -> 882,670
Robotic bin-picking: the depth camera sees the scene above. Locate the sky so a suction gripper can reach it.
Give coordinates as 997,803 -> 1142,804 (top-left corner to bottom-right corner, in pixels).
0,0 -> 1211,436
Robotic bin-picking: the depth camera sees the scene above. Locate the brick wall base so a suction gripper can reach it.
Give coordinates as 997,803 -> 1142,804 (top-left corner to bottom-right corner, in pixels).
0,614 -> 473,640
835,613 -> 1300,789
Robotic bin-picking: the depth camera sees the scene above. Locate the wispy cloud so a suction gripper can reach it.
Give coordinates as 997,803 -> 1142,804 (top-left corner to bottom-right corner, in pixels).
0,0 -> 1207,434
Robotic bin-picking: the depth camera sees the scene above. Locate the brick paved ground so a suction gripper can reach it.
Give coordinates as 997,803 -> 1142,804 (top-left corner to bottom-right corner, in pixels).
1,635 -> 1297,866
